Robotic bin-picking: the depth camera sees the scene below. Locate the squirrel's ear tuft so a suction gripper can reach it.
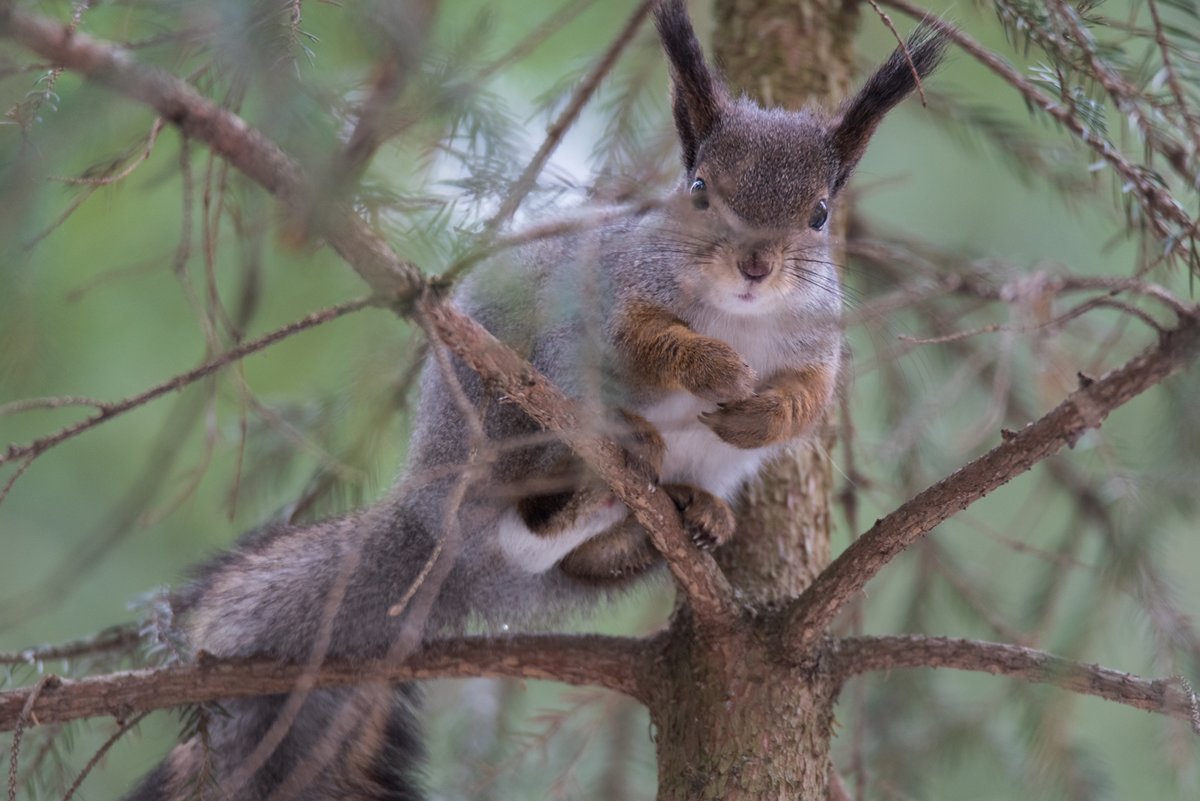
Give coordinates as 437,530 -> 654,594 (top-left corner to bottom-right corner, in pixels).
655,0 -> 725,173
829,22 -> 949,191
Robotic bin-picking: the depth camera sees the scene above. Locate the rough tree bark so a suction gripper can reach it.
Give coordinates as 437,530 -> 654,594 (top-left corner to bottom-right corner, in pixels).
646,2 -> 859,798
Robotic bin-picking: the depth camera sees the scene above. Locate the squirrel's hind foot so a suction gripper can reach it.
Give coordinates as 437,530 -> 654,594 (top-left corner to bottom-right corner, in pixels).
663,483 -> 735,550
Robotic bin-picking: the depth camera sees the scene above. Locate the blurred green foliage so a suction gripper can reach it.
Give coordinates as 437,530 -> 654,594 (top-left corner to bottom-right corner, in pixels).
1,0 -> 1198,799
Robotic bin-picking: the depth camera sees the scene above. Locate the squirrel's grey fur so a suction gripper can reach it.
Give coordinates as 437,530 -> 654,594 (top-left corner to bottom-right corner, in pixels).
124,2 -> 945,799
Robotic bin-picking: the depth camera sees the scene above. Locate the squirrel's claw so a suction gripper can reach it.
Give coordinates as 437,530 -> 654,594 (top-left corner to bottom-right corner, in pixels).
664,483 -> 735,551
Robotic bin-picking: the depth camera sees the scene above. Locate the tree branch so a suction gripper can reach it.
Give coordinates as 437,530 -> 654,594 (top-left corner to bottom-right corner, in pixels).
0,625 -> 140,666
0,4 -> 425,302
831,635 -> 1200,732
0,634 -> 650,733
485,0 -> 655,232
785,311 -> 1200,652
0,4 -> 739,626
878,0 -> 1194,242
0,297 -> 377,470
420,299 -> 739,626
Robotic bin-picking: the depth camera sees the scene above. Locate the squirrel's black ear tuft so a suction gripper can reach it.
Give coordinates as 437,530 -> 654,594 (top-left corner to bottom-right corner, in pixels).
654,0 -> 725,173
829,22 -> 949,191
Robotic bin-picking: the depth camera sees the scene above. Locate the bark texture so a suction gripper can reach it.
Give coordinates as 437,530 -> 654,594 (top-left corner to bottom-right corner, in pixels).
648,2 -> 859,798
712,0 -> 857,605
648,618 -> 840,800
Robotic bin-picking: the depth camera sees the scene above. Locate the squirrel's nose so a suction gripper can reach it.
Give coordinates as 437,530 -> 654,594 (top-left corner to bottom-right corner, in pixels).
738,251 -> 771,282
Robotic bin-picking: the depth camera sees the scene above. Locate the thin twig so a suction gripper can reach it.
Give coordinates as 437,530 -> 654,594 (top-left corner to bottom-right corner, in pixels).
445,198 -> 662,283
878,0 -> 1193,241
1145,0 -> 1200,161
0,296 -> 378,469
0,456 -> 34,508
13,723 -> 61,791
60,711 -> 150,801
896,293 -> 1166,346
0,626 -> 140,666
484,0 -> 656,233
49,117 -> 165,186
865,0 -> 927,105
0,396 -> 110,416
23,184 -> 100,250
7,675 -> 56,801
475,0 -> 598,83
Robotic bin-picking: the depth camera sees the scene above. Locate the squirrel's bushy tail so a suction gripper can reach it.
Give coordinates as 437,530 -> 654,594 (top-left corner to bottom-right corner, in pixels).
124,686 -> 425,801
122,490 -> 462,801
121,484 -> 624,800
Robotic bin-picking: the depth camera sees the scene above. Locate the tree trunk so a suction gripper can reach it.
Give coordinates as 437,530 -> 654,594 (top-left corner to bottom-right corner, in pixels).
712,0 -> 856,599
648,1 -> 859,797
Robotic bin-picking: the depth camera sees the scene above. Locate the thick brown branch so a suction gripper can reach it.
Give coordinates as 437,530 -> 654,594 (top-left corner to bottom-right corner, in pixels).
0,635 -> 649,733
420,297 -> 740,627
785,311 -> 1200,652
831,635 -> 1200,731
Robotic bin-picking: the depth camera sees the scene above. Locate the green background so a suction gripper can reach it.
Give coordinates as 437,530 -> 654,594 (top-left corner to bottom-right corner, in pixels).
1,0 -> 1197,798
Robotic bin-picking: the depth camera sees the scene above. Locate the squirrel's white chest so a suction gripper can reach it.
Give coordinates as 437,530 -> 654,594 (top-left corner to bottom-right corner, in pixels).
641,393 -> 779,501
641,311 -> 820,499
694,310 -> 807,377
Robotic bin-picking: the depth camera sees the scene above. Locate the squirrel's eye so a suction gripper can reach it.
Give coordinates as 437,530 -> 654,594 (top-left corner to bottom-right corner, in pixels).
809,199 -> 829,231
690,178 -> 709,210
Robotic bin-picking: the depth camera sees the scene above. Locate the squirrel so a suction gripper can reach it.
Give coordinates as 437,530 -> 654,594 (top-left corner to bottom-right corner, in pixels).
124,2 -> 946,799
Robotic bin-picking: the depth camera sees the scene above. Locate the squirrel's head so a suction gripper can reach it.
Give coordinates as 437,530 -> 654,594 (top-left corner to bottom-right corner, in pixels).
653,0 -> 947,316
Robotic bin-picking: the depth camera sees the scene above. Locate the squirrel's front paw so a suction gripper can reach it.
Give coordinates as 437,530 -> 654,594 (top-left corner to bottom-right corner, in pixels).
678,338 -> 756,403
615,408 -> 665,485
664,483 -> 735,550
699,392 -> 787,449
